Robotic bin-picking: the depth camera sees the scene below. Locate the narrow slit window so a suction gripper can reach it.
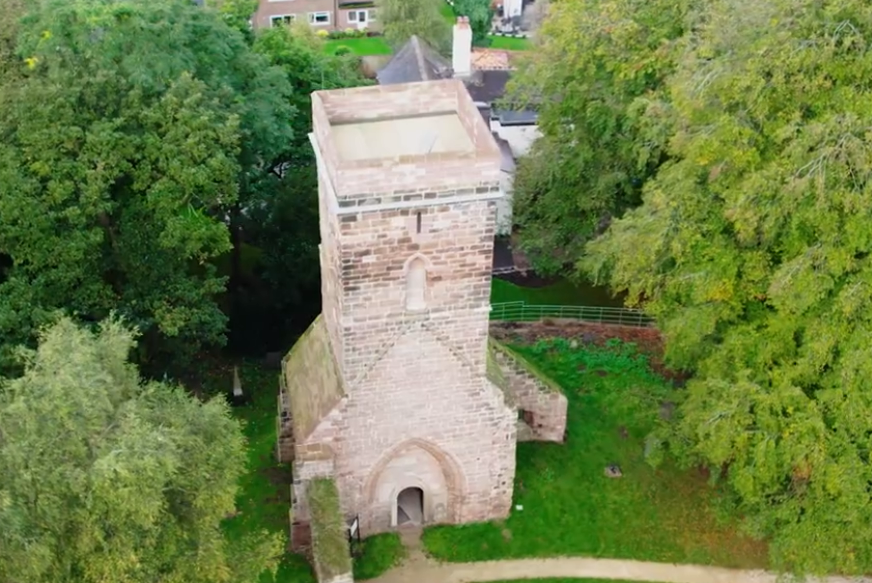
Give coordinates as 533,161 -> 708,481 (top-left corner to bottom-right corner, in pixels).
416,212 -> 422,234
406,258 -> 427,310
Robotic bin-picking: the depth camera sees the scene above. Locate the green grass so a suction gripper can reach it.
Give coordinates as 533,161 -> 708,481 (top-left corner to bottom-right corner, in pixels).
353,532 -> 406,580
490,278 -> 625,308
422,339 -> 769,568
216,362 -> 316,583
488,35 -> 532,50
323,36 -> 392,56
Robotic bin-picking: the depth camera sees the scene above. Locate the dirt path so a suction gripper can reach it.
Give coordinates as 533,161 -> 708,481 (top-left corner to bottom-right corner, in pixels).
369,541 -> 870,583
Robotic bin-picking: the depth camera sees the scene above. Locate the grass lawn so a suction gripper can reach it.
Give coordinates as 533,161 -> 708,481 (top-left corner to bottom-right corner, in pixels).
488,35 -> 532,50
353,532 -> 406,580
323,36 -> 392,56
217,361 -> 402,582
217,362 -> 316,583
491,277 -> 625,308
422,339 -> 769,568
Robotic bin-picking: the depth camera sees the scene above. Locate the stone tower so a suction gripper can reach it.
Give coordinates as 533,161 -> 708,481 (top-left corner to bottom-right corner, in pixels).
279,79 -> 522,542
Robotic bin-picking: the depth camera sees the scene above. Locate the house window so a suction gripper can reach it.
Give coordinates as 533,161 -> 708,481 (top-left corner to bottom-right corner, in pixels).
348,9 -> 374,23
406,258 -> 427,311
270,14 -> 295,26
308,11 -> 331,25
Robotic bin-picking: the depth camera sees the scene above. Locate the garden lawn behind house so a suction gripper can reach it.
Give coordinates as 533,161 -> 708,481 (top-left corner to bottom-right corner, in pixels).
323,36 -> 392,55
423,339 -> 769,568
488,35 -> 531,50
216,361 -> 402,582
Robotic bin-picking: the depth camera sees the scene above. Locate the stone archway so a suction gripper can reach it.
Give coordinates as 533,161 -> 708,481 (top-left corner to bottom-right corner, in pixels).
364,438 -> 464,531
396,486 -> 424,525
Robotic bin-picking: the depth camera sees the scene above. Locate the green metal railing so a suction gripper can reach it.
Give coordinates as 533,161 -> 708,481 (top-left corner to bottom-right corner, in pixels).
489,301 -> 655,328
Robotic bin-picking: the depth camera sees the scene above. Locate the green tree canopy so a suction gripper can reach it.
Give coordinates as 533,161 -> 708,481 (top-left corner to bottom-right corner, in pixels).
0,316 -> 281,583
375,0 -> 451,54
226,24 -> 371,349
453,0 -> 492,46
508,0 -> 694,274
0,0 -> 294,373
585,0 -> 872,574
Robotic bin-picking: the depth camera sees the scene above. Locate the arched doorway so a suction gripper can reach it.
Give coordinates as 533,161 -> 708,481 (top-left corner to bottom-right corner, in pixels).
396,487 -> 424,526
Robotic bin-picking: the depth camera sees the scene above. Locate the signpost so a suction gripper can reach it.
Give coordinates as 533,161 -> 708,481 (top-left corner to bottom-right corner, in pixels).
347,515 -> 362,558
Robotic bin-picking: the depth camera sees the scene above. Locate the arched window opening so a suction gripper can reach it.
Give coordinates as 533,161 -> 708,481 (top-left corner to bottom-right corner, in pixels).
406,258 -> 427,311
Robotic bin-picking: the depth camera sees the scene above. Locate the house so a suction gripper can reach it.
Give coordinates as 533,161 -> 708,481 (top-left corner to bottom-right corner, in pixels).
252,0 -> 377,30
278,79 -> 566,555
376,17 -> 541,236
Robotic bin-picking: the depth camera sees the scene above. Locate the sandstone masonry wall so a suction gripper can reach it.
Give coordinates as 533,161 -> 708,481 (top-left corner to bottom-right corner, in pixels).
491,344 -> 568,443
301,79 -> 515,541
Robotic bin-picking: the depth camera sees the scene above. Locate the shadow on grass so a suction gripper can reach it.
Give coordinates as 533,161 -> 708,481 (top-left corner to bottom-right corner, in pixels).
206,361 -> 316,583
423,340 -> 768,568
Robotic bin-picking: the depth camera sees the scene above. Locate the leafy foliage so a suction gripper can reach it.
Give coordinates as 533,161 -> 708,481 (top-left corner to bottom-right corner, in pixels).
375,0 -> 451,54
0,317 -> 282,583
453,0 -> 493,46
508,0 -> 694,275
584,0 -> 872,574
240,24 -> 371,348
0,0 -> 294,373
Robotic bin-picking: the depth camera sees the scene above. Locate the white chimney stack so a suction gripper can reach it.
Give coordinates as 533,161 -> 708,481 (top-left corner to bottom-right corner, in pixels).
452,16 -> 472,78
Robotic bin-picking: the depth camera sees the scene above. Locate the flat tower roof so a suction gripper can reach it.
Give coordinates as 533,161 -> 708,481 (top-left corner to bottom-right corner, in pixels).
331,113 -> 474,162
310,79 -> 502,202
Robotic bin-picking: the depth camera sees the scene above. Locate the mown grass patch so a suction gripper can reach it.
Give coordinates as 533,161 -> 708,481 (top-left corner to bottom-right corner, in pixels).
488,35 -> 531,50
423,339 -> 768,568
353,532 -> 406,580
323,36 -> 391,55
490,277 -> 624,308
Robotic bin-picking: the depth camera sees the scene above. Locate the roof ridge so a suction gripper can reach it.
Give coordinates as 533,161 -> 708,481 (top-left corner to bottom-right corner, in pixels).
410,36 -> 430,81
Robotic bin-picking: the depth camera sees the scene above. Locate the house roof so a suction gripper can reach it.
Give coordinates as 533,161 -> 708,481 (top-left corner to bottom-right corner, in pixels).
376,35 -> 451,85
464,69 -> 512,104
282,315 -> 344,443
492,107 -> 539,126
377,37 -> 517,105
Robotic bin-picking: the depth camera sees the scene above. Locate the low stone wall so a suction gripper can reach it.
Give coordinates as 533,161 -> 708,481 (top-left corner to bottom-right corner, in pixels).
489,338 -> 567,442
308,478 -> 354,583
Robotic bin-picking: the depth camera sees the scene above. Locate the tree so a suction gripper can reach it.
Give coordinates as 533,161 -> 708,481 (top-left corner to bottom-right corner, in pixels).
453,0 -> 492,46
584,0 -> 872,575
222,24 -> 371,352
0,316 -> 282,583
213,0 -> 259,36
507,0 -> 694,275
375,0 -> 451,54
0,0 -> 294,374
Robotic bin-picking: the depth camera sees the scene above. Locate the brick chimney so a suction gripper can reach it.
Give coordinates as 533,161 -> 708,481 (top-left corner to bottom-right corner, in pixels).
452,16 -> 472,78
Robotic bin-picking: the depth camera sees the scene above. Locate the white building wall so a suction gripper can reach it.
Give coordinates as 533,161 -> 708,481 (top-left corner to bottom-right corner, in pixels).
489,120 -> 541,158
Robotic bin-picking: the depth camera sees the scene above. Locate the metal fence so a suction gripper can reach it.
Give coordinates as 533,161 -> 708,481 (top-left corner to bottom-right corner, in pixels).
489,301 -> 656,328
